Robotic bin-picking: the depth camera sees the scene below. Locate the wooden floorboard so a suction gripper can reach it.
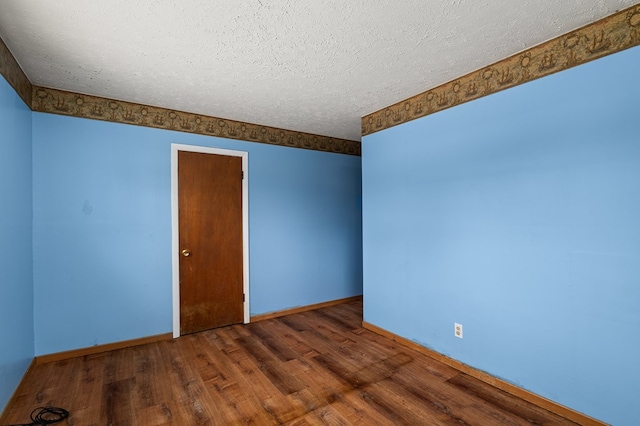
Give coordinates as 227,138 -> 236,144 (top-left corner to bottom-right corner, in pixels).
1,300 -> 580,425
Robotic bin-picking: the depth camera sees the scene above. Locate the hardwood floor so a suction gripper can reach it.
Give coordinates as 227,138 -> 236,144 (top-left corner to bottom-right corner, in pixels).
2,300 -> 579,425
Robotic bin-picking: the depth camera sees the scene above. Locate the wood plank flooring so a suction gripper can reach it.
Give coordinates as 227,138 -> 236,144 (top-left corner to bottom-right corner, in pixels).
1,300 -> 579,425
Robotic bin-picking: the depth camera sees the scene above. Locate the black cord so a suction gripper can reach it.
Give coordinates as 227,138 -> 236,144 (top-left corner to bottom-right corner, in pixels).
6,406 -> 69,426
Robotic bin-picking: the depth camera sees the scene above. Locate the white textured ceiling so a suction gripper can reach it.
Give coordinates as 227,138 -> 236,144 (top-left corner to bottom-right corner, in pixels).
0,0 -> 637,141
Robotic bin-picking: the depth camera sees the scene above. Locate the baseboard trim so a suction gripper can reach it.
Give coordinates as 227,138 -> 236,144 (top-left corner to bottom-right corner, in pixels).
35,333 -> 173,365
0,358 -> 36,423
362,321 -> 606,426
251,295 -> 363,323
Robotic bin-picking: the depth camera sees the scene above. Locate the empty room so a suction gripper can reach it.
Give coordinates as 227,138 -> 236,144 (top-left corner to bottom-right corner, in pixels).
1,1 -> 639,425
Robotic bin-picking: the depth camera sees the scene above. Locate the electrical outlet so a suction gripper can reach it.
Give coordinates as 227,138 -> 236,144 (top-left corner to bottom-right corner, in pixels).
454,323 -> 463,339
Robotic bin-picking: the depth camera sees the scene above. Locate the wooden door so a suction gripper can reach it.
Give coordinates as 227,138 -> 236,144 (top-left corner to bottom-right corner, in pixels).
178,150 -> 244,335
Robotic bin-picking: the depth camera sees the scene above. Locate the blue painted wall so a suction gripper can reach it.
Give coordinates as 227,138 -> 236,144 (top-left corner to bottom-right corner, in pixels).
0,76 -> 34,413
362,46 -> 640,425
32,113 -> 362,355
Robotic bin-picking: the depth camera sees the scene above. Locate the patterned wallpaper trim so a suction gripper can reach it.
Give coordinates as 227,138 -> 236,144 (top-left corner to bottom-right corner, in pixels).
31,87 -> 361,155
0,37 -> 32,106
4,5 -> 639,150
362,4 -> 640,136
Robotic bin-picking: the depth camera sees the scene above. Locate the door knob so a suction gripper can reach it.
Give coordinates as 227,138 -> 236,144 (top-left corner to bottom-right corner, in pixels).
181,249 -> 191,257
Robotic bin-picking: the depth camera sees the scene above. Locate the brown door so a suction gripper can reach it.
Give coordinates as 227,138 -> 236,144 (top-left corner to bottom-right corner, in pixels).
178,150 -> 244,335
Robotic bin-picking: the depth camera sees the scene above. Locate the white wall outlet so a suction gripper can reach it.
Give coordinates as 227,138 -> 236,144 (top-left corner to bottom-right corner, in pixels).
454,323 -> 463,339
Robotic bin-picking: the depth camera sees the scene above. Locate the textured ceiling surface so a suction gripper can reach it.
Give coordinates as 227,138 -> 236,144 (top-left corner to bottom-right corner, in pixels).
0,1 -> 637,141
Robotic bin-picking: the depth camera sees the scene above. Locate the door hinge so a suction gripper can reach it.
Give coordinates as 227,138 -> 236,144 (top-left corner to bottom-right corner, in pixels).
243,293 -> 246,302
241,171 -> 244,180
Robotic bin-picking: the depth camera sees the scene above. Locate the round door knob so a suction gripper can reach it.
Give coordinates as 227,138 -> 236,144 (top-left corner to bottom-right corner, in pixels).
181,249 -> 191,257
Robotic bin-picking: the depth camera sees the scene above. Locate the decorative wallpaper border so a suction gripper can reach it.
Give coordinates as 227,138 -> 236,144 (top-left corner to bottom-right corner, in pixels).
4,4 -> 639,151
362,4 -> 640,136
0,37 -> 32,106
30,87 -> 361,155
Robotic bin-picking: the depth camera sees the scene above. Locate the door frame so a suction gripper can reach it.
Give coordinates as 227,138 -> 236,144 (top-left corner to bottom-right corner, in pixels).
171,143 -> 249,338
